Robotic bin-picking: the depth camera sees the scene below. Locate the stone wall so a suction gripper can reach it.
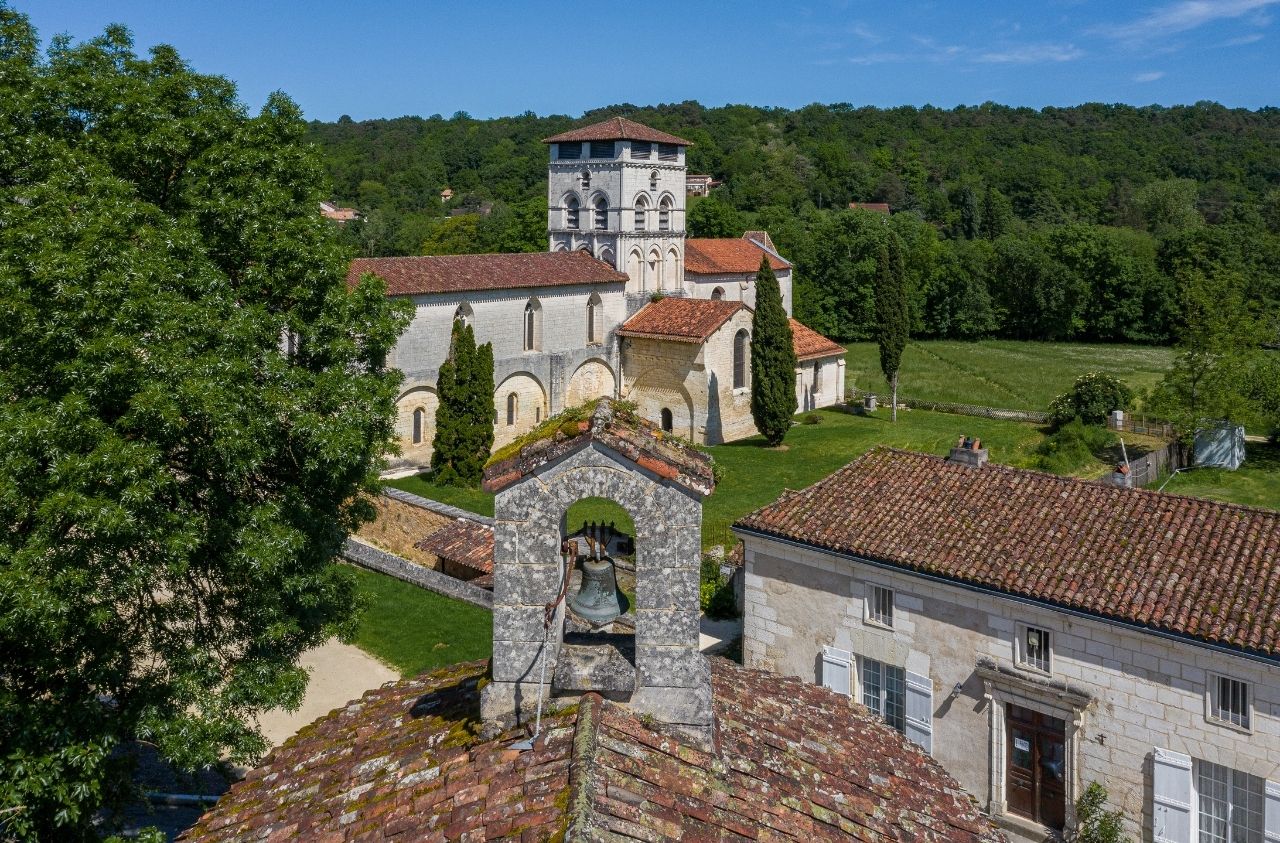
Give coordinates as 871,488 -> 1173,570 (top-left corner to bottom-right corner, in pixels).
741,533 -> 1280,841
342,537 -> 493,610
483,441 -> 710,741
796,355 -> 846,413
685,268 -> 794,316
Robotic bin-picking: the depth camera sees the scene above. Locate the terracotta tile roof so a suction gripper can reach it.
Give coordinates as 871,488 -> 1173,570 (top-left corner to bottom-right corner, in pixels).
791,318 -> 846,361
542,116 -> 692,146
617,296 -> 744,342
686,237 -> 790,275
736,447 -> 1280,659
348,252 -> 628,297
849,202 -> 892,214
184,659 -> 1003,842
742,230 -> 777,251
414,520 -> 493,575
483,398 -> 715,497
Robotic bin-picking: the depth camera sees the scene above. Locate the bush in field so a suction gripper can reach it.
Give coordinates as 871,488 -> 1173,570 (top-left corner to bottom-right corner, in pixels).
1035,417 -> 1118,474
1048,372 -> 1133,428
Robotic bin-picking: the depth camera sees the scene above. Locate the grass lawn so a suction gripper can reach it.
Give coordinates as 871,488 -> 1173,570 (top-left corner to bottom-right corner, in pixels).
1156,441 -> 1280,510
843,340 -> 1174,412
347,564 -> 492,677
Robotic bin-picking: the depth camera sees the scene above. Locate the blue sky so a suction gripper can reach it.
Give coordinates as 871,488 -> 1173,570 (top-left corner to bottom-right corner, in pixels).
23,1 -> 1280,120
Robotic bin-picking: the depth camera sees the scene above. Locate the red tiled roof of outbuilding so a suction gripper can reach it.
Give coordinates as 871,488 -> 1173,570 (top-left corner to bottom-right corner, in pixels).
791,318 -> 846,360
183,658 -> 1005,842
618,296 -> 745,342
542,116 -> 693,146
414,520 -> 493,575
685,237 -> 790,274
348,252 -> 627,297
736,447 -> 1280,659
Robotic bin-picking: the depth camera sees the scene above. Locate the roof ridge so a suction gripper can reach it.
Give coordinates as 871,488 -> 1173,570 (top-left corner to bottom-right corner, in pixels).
563,693 -> 603,840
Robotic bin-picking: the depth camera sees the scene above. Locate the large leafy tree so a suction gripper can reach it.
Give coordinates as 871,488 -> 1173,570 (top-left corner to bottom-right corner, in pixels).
0,13 -> 410,840
875,232 -> 910,421
750,255 -> 797,446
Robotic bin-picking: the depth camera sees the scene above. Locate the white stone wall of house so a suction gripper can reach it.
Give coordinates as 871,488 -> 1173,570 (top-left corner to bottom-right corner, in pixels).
686,268 -> 794,317
389,283 -> 626,470
795,355 -> 846,412
548,140 -> 687,298
738,533 -> 1280,843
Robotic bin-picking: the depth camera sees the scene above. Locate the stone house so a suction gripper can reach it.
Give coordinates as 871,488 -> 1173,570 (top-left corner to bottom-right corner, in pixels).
735,447 -> 1280,842
354,117 -> 844,471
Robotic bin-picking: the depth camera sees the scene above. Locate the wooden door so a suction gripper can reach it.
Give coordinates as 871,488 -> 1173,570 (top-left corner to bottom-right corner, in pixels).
1005,704 -> 1066,831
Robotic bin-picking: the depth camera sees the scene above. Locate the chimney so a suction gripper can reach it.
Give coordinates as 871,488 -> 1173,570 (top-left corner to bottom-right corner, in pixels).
949,435 -> 988,467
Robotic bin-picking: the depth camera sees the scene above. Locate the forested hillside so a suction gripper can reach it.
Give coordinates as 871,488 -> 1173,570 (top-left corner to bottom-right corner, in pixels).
309,101 -> 1280,344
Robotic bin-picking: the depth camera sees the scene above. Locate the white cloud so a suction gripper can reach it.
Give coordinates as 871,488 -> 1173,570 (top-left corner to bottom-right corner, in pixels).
1100,0 -> 1279,41
1134,70 -> 1167,81
1221,31 -> 1266,43
976,43 -> 1085,63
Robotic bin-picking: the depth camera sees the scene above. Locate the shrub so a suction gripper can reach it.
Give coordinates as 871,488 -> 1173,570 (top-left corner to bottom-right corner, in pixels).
699,557 -> 739,619
803,412 -> 823,425
1048,372 -> 1133,428
1034,417 -> 1117,474
1067,781 -> 1129,843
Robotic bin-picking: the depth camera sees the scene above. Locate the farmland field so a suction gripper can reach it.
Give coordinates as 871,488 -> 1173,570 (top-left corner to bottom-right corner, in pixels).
843,340 -> 1175,412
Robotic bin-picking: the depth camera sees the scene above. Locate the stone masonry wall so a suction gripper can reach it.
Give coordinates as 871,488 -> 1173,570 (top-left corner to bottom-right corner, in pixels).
741,533 -> 1280,841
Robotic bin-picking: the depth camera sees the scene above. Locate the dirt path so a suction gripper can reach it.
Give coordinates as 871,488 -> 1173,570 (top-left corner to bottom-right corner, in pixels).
256,639 -> 398,748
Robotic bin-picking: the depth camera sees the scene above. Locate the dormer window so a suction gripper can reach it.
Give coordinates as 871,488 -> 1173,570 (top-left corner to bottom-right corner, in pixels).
658,143 -> 679,161
590,141 -> 614,159
558,142 -> 581,160
632,141 -> 652,160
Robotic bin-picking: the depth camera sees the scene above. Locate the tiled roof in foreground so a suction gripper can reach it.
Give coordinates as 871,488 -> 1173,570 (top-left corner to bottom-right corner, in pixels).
183,659 -> 1003,842
736,447 -> 1280,659
618,297 -> 744,342
542,116 -> 692,146
348,252 -> 628,296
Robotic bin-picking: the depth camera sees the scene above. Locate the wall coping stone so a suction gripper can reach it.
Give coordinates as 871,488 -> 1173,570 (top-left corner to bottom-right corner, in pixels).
342,536 -> 493,610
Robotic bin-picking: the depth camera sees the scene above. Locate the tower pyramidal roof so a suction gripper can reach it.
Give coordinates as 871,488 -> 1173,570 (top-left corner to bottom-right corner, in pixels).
542,116 -> 693,146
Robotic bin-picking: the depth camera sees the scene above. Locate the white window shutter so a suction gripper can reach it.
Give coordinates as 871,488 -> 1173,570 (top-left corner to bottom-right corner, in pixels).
1265,778 -> 1280,843
904,670 -> 933,754
1152,747 -> 1193,843
820,646 -> 851,696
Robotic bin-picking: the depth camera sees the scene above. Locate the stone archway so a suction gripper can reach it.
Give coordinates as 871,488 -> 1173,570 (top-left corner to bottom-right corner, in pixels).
565,359 -> 615,409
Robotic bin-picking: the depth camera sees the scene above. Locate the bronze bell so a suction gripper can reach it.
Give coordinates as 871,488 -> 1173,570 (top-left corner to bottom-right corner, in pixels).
567,524 -> 622,625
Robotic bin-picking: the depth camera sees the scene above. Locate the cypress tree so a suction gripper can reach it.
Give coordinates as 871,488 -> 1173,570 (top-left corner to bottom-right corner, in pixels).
876,231 -> 910,422
458,333 -> 495,483
431,320 -> 466,484
750,254 -> 798,446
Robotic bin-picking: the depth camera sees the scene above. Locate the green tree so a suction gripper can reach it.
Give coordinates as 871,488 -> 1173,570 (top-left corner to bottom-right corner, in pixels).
875,232 -> 910,421
431,321 -> 493,486
0,15 -> 410,840
688,194 -> 743,238
1067,781 -> 1129,843
750,256 -> 798,446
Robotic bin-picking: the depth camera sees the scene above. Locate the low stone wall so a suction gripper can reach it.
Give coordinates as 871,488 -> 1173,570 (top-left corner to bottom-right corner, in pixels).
842,389 -> 1049,424
342,537 -> 493,610
380,486 -> 493,526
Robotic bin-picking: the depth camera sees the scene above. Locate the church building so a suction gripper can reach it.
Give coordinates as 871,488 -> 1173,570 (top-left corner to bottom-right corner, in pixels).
348,117 -> 845,473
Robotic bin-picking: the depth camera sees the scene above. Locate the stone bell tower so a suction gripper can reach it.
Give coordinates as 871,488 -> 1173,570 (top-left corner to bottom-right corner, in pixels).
543,117 -> 691,307
480,399 -> 714,743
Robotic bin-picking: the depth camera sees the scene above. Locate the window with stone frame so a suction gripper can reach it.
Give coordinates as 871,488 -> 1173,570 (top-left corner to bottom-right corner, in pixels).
633,196 -> 648,231
593,196 -> 607,230
860,658 -> 905,733
412,408 -> 424,445
658,143 -> 679,161
732,329 -> 749,390
565,196 -> 580,230
658,196 -> 672,231
1209,674 -> 1251,730
506,392 -> 518,426
866,584 -> 894,628
1197,759 -> 1265,843
1017,624 -> 1052,673
632,141 -> 651,160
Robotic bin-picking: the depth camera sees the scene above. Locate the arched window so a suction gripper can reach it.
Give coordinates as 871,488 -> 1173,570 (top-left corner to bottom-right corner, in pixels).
658,196 -> 672,231
506,392 -> 518,426
711,286 -> 725,301
454,302 -> 473,327
733,329 -> 749,390
523,299 -> 542,351
565,196 -> 579,230
580,170 -> 591,190
660,408 -> 673,433
648,249 -> 662,290
586,292 -> 603,344
627,249 -> 644,291
593,195 -> 608,230
665,248 -> 679,291
412,408 -> 425,444
633,195 -> 648,231
650,170 -> 659,191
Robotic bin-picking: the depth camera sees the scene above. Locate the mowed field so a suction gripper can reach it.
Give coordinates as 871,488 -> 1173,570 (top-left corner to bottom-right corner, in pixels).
843,340 -> 1174,412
